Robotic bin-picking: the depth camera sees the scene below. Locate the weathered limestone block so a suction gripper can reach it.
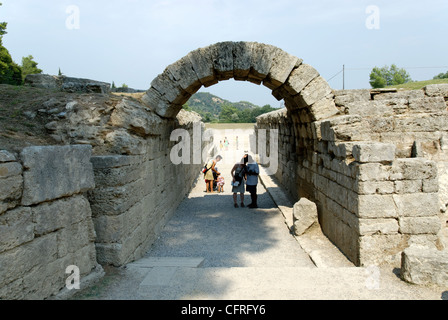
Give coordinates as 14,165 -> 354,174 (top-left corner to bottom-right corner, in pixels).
309,96 -> 339,121
394,180 -> 422,194
211,41 -> 235,81
0,150 -> 17,163
0,158 -> 23,214
188,45 -> 217,87
141,87 -> 177,119
247,43 -> 277,84
293,198 -> 319,236
402,245 -> 448,286
352,143 -> 396,163
284,64 -> 320,97
394,113 -> 448,132
60,76 -> 111,94
356,181 -> 395,195
104,130 -> 148,155
24,74 -> 60,89
88,176 -> 151,216
0,207 -> 34,253
166,55 -> 202,94
359,234 -> 406,266
150,70 -> 191,106
390,158 -> 437,181
424,84 -> 448,97
263,49 -> 301,90
110,98 -> 164,137
345,99 -> 407,117
320,115 -> 371,142
25,74 -> 110,94
57,220 -> 95,258
0,174 -> 23,214
350,194 -> 397,218
357,218 -> 399,236
297,76 -> 332,107
32,195 -> 92,237
233,41 -> 254,81
334,89 -> 371,106
90,154 -> 144,169
0,162 -> 23,179
399,216 -> 441,235
92,162 -> 144,188
408,96 -> 447,113
393,193 -> 439,217
0,232 -> 58,289
373,90 -> 425,101
20,145 -> 95,206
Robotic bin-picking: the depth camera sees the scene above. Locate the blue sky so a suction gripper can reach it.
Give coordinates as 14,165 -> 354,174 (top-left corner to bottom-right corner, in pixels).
1,0 -> 447,107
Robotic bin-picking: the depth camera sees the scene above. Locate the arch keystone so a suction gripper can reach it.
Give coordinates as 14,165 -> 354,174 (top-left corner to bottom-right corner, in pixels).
233,41 -> 255,81
211,41 -> 235,81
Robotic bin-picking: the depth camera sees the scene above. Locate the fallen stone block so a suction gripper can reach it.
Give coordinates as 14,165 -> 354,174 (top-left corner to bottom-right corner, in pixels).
293,198 -> 318,236
401,245 -> 448,287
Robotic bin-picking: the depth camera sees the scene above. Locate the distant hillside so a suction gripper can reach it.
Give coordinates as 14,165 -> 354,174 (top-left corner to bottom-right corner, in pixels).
184,92 -> 276,123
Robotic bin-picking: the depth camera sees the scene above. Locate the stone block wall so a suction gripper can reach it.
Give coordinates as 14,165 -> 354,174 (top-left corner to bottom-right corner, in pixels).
88,115 -> 204,266
256,84 -> 448,266
0,146 -> 100,299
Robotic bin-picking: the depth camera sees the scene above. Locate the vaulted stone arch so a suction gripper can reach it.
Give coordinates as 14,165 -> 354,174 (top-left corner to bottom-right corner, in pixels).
141,41 -> 339,123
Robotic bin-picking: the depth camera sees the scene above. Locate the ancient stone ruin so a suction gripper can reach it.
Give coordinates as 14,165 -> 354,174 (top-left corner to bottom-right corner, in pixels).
1,41 -> 447,299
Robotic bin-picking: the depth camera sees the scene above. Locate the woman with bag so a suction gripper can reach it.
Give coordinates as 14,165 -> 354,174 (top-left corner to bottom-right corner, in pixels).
204,155 -> 222,193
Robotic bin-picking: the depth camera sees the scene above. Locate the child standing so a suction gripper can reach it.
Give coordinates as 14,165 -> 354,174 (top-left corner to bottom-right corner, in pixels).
217,173 -> 225,193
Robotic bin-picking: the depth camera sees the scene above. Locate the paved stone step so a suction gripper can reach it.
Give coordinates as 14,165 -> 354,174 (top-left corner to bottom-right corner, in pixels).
130,257 -> 205,268
133,266 -> 435,300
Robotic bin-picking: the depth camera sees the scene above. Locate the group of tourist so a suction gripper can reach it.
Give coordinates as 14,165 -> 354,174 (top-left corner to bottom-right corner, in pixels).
219,136 -> 240,151
203,153 -> 260,209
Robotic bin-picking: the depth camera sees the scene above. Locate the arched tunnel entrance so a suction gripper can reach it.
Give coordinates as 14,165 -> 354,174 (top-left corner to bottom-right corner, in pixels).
142,40 -> 339,212
140,41 -> 445,267
142,41 -> 352,262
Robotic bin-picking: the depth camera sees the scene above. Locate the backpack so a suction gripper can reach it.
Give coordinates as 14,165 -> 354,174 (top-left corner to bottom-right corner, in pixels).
234,166 -> 245,182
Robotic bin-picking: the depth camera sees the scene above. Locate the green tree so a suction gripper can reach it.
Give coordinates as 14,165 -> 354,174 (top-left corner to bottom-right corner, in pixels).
433,71 -> 448,80
219,104 -> 239,123
0,3 -> 6,39
21,55 -> 42,81
369,64 -> 412,88
0,2 -> 22,85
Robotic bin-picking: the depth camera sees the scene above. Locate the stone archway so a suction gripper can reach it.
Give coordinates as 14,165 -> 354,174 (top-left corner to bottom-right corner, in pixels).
141,41 -> 339,123
141,42 -> 446,267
